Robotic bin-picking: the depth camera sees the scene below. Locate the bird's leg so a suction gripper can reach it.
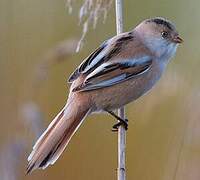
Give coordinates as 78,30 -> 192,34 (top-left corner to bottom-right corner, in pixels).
106,110 -> 128,132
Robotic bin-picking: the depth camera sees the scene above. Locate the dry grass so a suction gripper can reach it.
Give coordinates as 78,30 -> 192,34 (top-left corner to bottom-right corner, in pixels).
66,0 -> 113,52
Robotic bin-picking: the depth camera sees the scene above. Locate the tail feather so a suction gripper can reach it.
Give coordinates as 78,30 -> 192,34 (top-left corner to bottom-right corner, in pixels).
27,98 -> 90,174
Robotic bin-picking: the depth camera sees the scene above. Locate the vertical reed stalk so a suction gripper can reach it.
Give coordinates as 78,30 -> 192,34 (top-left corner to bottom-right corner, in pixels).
115,1 -> 126,180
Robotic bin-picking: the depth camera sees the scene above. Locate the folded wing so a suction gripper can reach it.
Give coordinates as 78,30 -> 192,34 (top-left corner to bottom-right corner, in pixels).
68,32 -> 135,83
72,56 -> 152,92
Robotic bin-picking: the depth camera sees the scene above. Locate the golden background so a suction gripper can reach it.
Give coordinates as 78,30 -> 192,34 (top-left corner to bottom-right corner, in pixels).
0,0 -> 200,180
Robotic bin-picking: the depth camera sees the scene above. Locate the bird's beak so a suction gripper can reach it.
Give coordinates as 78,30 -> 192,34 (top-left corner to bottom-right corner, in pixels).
173,36 -> 183,44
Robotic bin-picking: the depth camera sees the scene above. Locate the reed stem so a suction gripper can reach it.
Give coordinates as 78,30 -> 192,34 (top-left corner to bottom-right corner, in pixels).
115,0 -> 126,180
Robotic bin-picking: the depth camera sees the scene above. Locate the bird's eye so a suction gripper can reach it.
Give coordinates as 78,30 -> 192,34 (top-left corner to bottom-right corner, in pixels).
161,31 -> 168,38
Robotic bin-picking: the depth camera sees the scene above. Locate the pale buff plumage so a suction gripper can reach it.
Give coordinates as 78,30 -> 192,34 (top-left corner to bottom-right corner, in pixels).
27,17 -> 183,173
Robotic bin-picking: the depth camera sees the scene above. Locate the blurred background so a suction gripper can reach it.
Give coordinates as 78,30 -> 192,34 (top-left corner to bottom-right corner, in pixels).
0,0 -> 200,180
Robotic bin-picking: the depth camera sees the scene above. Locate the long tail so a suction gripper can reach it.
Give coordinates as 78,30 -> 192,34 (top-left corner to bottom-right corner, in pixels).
27,97 -> 90,174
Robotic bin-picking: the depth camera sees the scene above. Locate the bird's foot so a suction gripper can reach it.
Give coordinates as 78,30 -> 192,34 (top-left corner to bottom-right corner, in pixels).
112,118 -> 128,132
106,110 -> 128,132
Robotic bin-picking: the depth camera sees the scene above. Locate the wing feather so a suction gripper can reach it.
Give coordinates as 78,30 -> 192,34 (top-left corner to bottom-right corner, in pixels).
68,40 -> 108,82
72,57 -> 152,92
68,32 -> 134,83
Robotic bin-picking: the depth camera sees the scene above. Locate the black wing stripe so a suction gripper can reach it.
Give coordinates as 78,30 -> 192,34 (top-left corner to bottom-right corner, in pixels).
72,58 -> 152,92
79,45 -> 105,72
85,58 -> 152,83
68,42 -> 107,82
85,63 -> 120,83
68,33 -> 134,83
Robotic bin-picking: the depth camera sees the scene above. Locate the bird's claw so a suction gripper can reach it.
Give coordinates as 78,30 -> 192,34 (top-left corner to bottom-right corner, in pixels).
112,119 -> 128,132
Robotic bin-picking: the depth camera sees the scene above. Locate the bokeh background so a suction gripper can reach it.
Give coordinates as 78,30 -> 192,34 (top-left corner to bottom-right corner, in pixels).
1,0 -> 200,180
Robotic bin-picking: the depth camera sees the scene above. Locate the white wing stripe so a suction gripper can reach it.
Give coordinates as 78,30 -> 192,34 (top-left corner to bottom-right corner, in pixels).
83,47 -> 111,72
85,56 -> 151,81
82,74 -> 127,91
85,62 -> 112,80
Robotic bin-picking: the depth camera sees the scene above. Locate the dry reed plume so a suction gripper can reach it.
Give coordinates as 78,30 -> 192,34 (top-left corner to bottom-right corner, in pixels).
66,0 -> 113,52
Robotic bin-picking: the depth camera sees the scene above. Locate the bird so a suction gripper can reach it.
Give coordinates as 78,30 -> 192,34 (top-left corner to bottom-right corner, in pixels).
27,17 -> 183,173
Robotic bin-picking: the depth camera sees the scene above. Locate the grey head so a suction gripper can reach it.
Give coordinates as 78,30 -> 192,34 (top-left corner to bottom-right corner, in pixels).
135,17 -> 183,59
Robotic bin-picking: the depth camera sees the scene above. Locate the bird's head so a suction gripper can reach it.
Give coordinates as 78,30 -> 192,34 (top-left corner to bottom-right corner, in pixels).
135,17 -> 183,59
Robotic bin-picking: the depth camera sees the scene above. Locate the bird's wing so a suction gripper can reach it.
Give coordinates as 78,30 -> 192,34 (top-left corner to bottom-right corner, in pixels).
68,32 -> 134,83
72,56 -> 152,92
